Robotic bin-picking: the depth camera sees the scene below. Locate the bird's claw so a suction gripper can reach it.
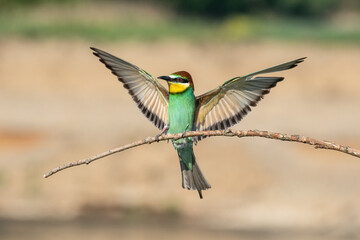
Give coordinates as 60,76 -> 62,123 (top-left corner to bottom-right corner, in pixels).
155,125 -> 169,142
181,131 -> 187,138
181,123 -> 190,138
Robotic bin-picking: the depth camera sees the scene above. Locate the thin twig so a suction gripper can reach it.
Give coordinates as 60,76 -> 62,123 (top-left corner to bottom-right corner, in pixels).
44,129 -> 360,178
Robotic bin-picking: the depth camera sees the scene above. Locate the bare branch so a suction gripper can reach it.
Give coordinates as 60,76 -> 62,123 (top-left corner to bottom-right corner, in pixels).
44,129 -> 360,178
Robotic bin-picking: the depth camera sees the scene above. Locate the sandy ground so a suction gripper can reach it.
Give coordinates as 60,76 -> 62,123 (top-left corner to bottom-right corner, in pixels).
0,39 -> 360,238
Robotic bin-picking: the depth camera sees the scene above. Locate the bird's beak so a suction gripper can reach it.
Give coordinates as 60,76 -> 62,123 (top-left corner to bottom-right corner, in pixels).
157,76 -> 172,81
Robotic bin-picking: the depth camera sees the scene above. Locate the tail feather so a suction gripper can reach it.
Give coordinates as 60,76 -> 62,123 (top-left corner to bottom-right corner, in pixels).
179,152 -> 211,199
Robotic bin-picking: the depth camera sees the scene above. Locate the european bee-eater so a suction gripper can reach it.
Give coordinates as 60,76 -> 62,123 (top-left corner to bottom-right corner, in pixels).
91,47 -> 305,199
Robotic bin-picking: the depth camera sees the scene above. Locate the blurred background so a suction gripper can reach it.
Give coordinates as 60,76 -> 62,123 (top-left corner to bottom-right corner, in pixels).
0,0 -> 360,239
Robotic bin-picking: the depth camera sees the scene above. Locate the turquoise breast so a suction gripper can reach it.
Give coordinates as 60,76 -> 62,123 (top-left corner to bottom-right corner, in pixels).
168,87 -> 195,148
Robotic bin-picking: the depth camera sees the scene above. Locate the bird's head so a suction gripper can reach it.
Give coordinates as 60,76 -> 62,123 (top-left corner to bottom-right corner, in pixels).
158,71 -> 194,94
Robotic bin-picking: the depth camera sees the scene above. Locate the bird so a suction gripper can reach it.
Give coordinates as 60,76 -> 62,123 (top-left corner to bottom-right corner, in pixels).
91,47 -> 305,199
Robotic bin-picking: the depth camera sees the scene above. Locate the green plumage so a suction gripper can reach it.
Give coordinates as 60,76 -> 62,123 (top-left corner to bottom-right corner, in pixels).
168,87 -> 195,170
168,86 -> 210,198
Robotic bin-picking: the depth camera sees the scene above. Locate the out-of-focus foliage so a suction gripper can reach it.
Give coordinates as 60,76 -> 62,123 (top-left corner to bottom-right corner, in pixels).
158,0 -> 343,18
1,0 -> 358,19
0,0 -> 76,9
0,0 -> 359,44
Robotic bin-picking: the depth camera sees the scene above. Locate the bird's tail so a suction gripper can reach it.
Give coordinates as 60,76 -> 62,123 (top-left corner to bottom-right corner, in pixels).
177,148 -> 211,199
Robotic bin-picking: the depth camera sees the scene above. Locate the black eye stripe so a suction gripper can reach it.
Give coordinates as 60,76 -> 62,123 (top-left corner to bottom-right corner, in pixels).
173,77 -> 189,83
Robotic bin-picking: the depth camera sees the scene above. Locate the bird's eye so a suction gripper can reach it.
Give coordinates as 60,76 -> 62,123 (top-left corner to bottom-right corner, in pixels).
177,78 -> 182,82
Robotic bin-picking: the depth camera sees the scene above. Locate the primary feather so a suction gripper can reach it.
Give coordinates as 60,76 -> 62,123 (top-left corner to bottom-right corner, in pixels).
91,47 -> 169,130
193,57 -> 306,141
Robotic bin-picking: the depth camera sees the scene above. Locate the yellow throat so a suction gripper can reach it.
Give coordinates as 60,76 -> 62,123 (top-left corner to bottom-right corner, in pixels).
168,82 -> 190,94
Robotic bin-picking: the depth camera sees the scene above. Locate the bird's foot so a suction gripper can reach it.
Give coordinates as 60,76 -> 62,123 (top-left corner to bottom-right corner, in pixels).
181,124 -> 190,138
155,125 -> 169,142
155,134 -> 161,142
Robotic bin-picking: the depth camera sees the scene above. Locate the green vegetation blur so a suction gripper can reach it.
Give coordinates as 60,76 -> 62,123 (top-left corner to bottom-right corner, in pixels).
160,0 -> 340,18
0,0 -> 359,43
0,0 -> 345,17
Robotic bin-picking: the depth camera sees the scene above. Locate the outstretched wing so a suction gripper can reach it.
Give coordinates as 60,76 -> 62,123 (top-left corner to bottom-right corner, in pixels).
194,57 -> 306,140
91,47 -> 169,130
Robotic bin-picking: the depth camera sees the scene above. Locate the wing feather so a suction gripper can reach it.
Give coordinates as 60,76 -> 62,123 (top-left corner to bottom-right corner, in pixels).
91,47 -> 169,130
194,57 -> 305,141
